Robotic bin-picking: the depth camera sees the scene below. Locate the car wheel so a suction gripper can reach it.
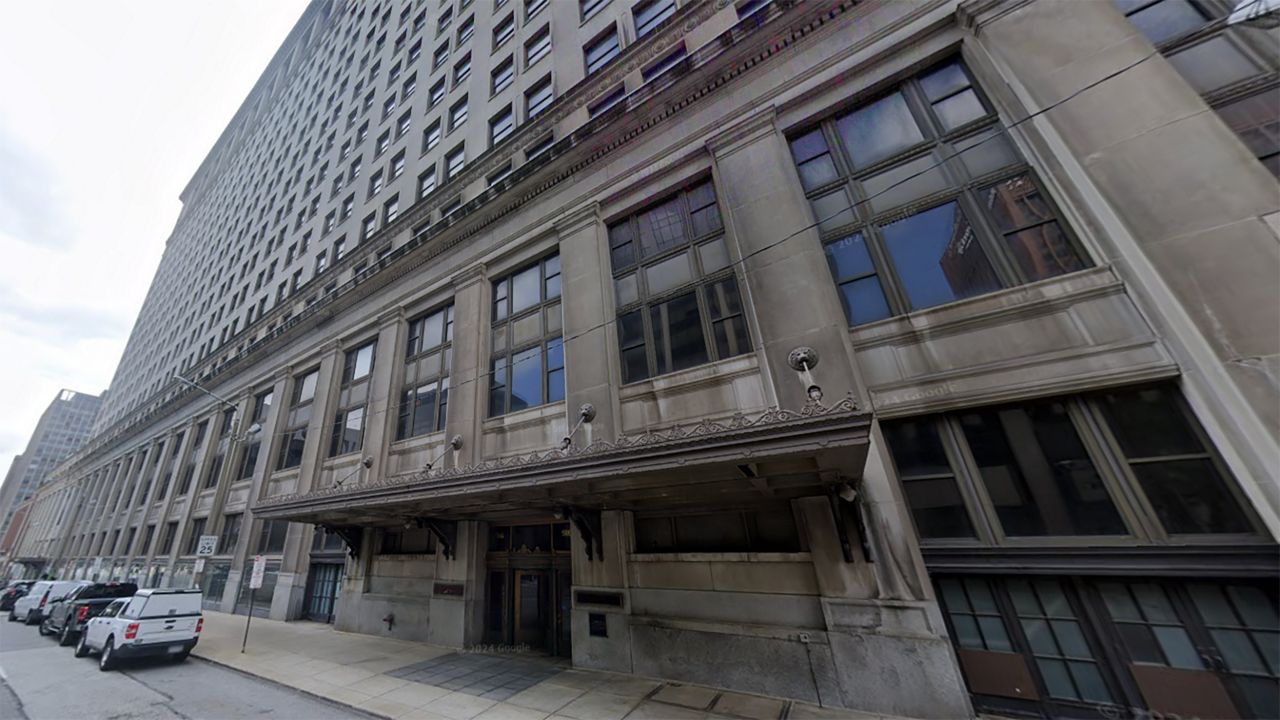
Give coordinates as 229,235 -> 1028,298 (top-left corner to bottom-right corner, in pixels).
59,623 -> 75,647
74,632 -> 91,658
172,649 -> 190,663
24,611 -> 38,626
37,618 -> 51,636
6,611 -> 15,622
99,637 -> 116,671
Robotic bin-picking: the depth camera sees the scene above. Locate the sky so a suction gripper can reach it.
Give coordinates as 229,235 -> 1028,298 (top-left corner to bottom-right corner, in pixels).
0,1 -> 310,470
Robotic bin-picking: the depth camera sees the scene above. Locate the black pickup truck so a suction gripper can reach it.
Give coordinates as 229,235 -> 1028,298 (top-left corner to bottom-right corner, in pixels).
41,582 -> 137,646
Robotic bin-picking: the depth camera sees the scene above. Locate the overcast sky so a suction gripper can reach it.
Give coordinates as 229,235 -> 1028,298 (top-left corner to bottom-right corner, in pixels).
0,1 -> 310,471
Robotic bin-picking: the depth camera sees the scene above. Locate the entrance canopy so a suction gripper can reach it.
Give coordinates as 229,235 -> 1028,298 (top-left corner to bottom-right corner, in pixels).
253,399 -> 872,527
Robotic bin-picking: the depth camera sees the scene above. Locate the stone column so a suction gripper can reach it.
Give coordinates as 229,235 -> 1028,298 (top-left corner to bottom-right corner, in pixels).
444,265 -> 488,467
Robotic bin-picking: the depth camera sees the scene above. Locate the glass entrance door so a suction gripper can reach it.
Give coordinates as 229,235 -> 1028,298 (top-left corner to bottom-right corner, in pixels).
514,570 -> 549,648
485,521 -> 572,656
305,562 -> 343,623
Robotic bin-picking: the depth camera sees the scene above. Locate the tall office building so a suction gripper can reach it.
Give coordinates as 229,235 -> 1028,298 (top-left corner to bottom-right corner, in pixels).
0,390 -> 101,551
15,0 -> 1278,716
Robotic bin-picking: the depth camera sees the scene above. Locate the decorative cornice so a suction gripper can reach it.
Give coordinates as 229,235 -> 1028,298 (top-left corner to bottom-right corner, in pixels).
256,397 -> 865,514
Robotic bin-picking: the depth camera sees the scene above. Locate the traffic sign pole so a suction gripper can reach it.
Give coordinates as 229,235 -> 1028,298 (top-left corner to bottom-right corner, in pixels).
241,555 -> 266,654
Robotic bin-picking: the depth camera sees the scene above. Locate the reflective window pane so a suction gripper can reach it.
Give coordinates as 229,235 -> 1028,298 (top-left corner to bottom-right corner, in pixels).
835,91 -> 925,169
880,202 -> 1001,310
953,128 -> 1019,178
509,345 -> 542,412
637,197 -> 686,258
883,419 -> 953,476
902,477 -> 975,539
510,265 -> 541,315
835,277 -> 892,326
1123,0 -> 1207,44
645,251 -> 693,295
1214,87 -> 1280,177
1097,386 -> 1201,458
824,233 -> 875,280
1166,36 -> 1261,94
920,62 -> 971,103
932,90 -> 986,132
810,189 -> 855,233
862,154 -> 950,215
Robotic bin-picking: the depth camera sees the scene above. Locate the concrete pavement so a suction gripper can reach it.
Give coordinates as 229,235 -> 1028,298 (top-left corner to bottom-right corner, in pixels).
193,611 -> 889,720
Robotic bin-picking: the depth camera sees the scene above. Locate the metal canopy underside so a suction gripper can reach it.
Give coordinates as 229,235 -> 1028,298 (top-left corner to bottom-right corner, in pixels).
253,399 -> 871,527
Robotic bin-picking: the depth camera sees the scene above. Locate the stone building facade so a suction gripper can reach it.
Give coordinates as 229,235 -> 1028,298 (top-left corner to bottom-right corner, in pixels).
14,0 -> 1279,717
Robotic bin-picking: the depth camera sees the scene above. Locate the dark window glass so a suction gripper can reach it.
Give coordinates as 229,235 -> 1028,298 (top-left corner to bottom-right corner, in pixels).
651,292 -> 708,375
883,419 -> 975,539
958,401 -> 1127,537
1097,386 -> 1251,535
1214,87 -> 1280,177
509,345 -> 542,412
1118,0 -> 1208,45
824,233 -> 891,326
790,129 -> 839,191
618,310 -> 648,383
881,202 -> 1001,310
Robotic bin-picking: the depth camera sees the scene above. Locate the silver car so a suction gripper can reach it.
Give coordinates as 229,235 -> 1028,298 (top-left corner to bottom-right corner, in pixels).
9,580 -> 90,625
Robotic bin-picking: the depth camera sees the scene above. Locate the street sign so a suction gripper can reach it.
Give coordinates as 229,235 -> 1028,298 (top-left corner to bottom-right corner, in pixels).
195,535 -> 219,556
249,555 -> 266,589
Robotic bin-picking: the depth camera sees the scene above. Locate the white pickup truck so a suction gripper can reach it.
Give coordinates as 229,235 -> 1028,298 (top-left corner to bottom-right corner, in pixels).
74,588 -> 203,671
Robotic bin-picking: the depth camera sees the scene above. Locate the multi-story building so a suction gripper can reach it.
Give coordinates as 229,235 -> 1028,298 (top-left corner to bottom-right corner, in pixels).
0,389 -> 101,569
15,0 -> 1278,717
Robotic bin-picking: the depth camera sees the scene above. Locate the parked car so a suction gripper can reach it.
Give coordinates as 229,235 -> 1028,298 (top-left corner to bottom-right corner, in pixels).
0,581 -> 35,611
75,589 -> 203,671
41,581 -> 138,645
10,580 -> 90,625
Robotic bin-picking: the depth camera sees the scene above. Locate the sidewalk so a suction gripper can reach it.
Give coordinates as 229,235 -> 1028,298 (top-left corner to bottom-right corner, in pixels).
193,611 -> 890,720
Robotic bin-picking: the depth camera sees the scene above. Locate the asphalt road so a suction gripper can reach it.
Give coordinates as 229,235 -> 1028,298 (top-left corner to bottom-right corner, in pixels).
0,614 -> 375,719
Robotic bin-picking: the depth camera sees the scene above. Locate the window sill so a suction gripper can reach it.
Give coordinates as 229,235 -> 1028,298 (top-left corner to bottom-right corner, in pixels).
390,429 -> 447,450
618,352 -> 759,400
629,552 -> 811,562
483,400 -> 566,429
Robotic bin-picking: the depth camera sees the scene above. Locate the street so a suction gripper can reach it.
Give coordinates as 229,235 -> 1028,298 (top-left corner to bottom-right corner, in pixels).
0,617 -> 374,719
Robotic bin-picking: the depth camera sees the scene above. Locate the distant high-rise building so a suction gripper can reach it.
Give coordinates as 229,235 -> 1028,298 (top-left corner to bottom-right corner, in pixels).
0,390 -> 101,541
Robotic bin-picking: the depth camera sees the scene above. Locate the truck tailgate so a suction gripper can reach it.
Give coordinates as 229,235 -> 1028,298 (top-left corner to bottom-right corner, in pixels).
137,615 -> 198,643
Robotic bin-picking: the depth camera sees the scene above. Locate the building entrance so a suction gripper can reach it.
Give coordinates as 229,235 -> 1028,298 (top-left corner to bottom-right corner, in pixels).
484,521 -> 572,657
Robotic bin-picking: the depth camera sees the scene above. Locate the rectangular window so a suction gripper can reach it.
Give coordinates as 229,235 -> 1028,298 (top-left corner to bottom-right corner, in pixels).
489,106 -> 515,146
609,180 -> 746,383
633,0 -> 675,38
446,145 -> 466,179
882,384 -> 1257,546
277,369 -> 318,471
397,304 -> 454,440
584,27 -> 621,76
789,59 -> 1091,326
456,14 -> 474,44
581,0 -> 610,20
525,76 -> 553,119
423,120 -> 442,153
429,78 -> 446,107
328,340 -> 376,458
493,13 -> 515,49
159,521 -> 178,555
449,96 -> 469,130
183,517 -> 207,555
491,56 -> 515,95
453,53 -> 472,87
588,86 -> 625,118
525,0 -> 548,20
526,133 -> 554,159
525,26 -> 551,67
396,110 -> 412,139
418,166 -> 437,199
642,43 -> 687,83
384,194 -> 400,223
390,150 -> 406,179
368,169 -> 385,198
218,513 -> 242,554
257,520 -> 288,554
239,390 -> 273,479
489,255 -> 563,416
